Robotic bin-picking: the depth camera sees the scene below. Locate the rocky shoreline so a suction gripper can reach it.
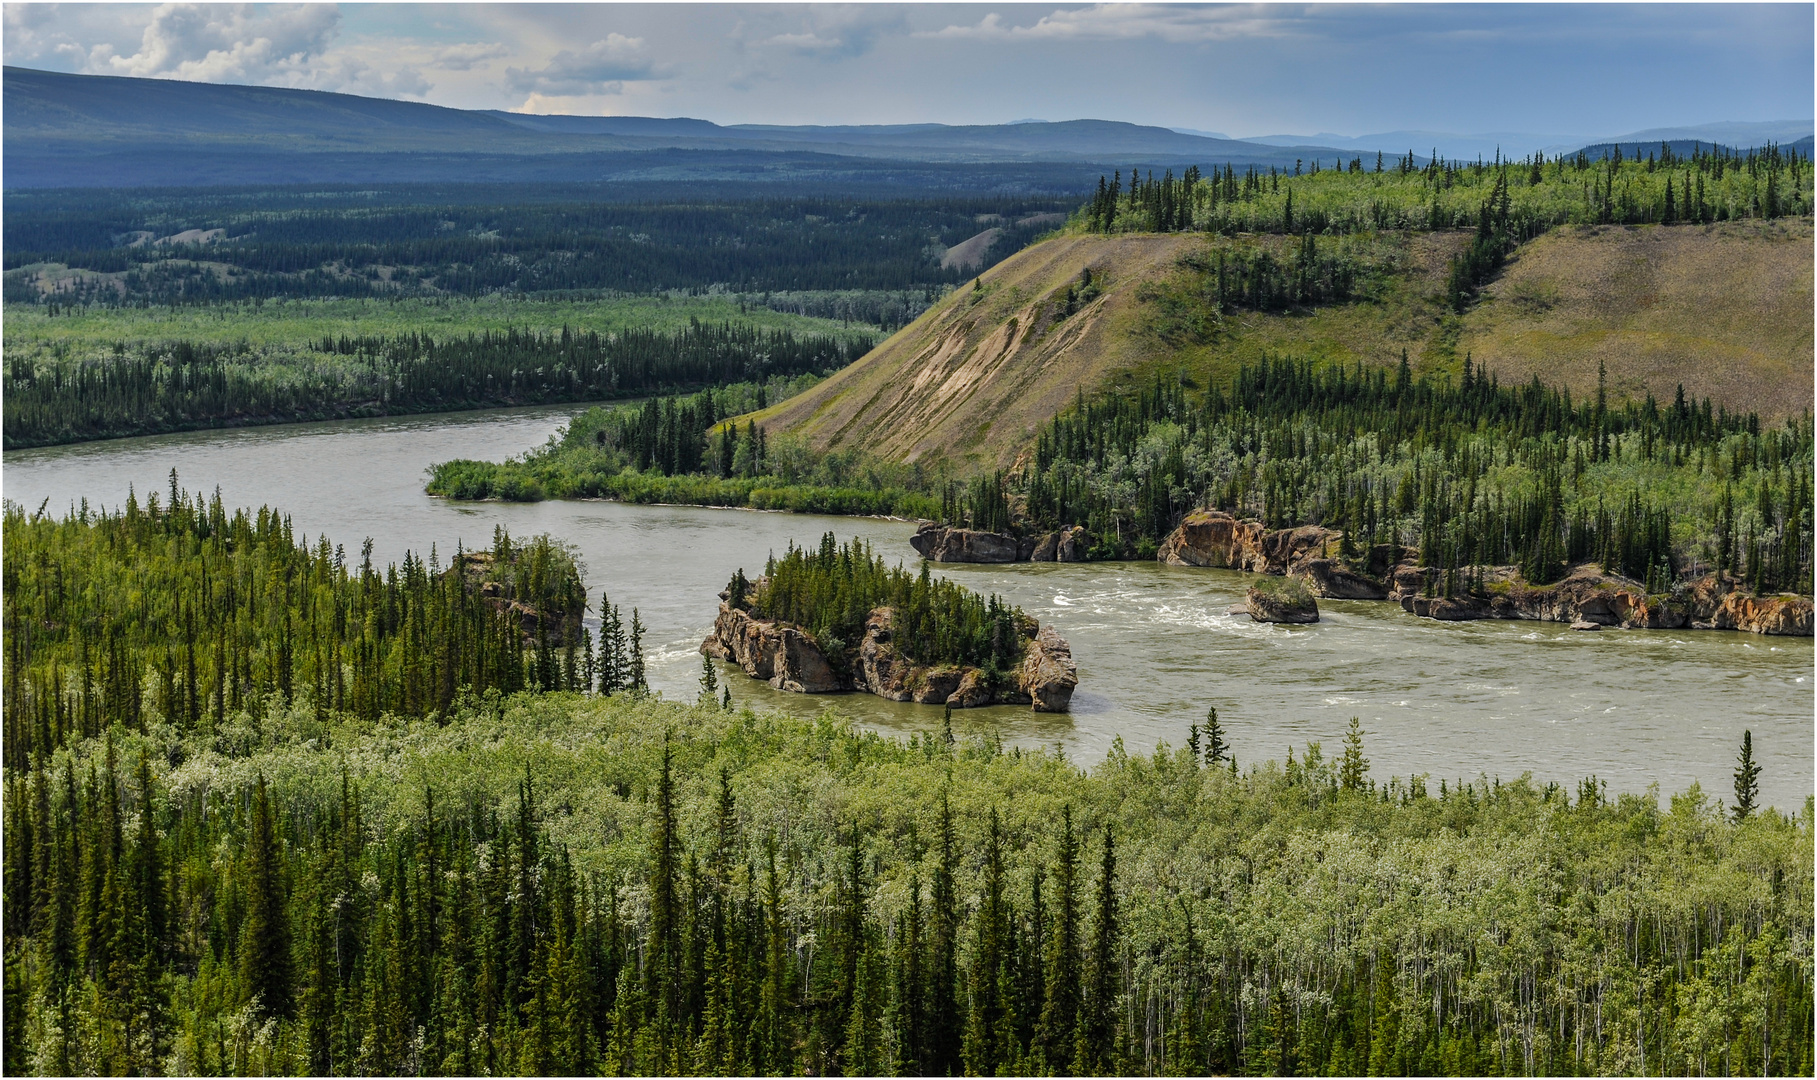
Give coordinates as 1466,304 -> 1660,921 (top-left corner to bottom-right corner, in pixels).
908,513 -> 1814,637
700,591 -> 1078,711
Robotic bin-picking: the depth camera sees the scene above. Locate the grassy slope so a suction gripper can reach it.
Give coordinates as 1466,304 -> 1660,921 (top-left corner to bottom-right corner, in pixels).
755,232 -> 1203,471
765,220 -> 1813,471
1459,220 -> 1814,418
1126,220 -> 1814,420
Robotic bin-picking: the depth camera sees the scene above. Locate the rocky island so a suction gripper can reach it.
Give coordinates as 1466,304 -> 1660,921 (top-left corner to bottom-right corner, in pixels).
908,509 -> 1812,636
1159,508 -> 1814,636
701,535 -> 1078,710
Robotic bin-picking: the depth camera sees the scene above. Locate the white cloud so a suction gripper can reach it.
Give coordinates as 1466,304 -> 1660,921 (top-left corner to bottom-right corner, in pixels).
95,3 -> 340,81
7,2 -> 432,98
504,33 -> 662,94
921,4 -> 1296,44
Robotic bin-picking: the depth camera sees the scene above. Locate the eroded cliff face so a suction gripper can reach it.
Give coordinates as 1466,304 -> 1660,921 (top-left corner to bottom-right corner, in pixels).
701,599 -> 1079,710
1154,510 -> 1813,636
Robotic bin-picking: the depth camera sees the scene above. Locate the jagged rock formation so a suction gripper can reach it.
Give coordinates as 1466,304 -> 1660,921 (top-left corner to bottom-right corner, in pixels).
1158,509 -> 1342,575
1295,558 -> 1390,600
908,524 -> 1023,563
1019,626 -> 1079,711
910,522 -> 1091,563
701,604 -> 845,693
1157,509 -> 1813,636
702,594 -> 1078,710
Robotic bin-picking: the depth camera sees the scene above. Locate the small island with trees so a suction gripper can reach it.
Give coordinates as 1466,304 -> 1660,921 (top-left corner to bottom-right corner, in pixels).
701,534 -> 1077,711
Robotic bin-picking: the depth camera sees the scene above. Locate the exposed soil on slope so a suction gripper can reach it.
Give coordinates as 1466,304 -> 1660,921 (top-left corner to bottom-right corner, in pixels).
760,232 -> 1201,470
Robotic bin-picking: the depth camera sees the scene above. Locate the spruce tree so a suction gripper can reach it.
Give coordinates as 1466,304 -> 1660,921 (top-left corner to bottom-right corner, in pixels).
892,875 -> 927,1075
1340,718 -> 1370,792
629,608 -> 648,693
1203,707 -> 1228,766
1074,824 -> 1118,1075
647,743 -> 682,1054
240,774 -> 293,1018
927,796 -> 962,1074
1733,730 -> 1761,821
698,654 -> 719,705
963,808 -> 1010,1075
1037,806 -> 1081,1073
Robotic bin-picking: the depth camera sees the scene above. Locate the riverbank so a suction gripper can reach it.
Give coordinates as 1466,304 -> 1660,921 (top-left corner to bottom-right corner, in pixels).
911,514 -> 1816,636
7,401 -> 1809,807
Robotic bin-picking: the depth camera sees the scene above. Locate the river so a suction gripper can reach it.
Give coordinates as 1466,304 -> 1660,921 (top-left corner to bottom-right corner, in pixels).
6,405 -> 1812,811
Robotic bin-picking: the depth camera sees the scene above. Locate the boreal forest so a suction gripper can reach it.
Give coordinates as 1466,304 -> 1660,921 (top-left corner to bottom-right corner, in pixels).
2,494 -> 1810,1076
3,102 -> 1813,1080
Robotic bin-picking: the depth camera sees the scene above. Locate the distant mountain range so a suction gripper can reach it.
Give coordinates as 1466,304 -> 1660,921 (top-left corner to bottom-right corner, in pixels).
1244,121 -> 1814,162
3,66 -> 1808,190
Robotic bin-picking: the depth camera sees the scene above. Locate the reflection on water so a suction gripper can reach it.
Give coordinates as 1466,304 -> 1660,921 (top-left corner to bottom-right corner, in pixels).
7,405 -> 1813,810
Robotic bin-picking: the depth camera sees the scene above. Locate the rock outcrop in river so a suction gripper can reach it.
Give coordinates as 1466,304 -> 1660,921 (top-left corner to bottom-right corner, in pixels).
1157,509 -> 1345,575
1155,509 -> 1813,637
1245,579 -> 1319,623
1388,565 -> 1813,635
701,590 -> 1078,710
909,522 -> 1090,563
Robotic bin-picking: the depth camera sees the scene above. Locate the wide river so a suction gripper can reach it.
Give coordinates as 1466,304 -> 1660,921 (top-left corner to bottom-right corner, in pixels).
6,405 -> 1812,810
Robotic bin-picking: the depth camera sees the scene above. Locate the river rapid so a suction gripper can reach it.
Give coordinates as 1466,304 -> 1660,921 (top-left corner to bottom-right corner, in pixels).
6,405 -> 1812,811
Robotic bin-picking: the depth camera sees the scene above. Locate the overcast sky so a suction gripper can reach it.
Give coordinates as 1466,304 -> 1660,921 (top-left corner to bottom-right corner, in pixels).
5,3 -> 1811,139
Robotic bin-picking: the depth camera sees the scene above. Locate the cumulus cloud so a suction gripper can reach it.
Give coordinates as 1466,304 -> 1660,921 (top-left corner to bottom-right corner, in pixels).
8,2 -> 432,97
921,4 -> 1297,44
504,33 -> 662,94
93,3 -> 339,80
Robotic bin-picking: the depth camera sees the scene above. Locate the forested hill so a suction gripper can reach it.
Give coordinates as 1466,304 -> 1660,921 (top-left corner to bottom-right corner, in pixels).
761,151 -> 1814,472
3,66 -> 1346,189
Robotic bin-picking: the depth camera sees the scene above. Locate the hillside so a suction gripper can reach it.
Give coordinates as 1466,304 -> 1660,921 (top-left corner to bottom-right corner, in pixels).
763,221 -> 1814,470
756,232 -> 1203,470
1460,220 -> 1814,418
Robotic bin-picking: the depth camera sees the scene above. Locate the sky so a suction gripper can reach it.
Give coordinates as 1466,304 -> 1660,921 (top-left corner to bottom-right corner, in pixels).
4,3 -> 1812,141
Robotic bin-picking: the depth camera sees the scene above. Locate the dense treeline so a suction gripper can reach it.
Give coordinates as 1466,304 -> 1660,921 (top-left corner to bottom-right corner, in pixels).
428,381 -> 942,518
0,484 -> 599,771
743,534 -> 1029,675
1082,142 -> 1811,240
995,358 -> 1814,591
747,288 -> 948,333
2,321 -> 870,449
2,680 -> 1810,1076
1161,232 -> 1381,320
5,194 -> 1073,308
559,378 -> 811,481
